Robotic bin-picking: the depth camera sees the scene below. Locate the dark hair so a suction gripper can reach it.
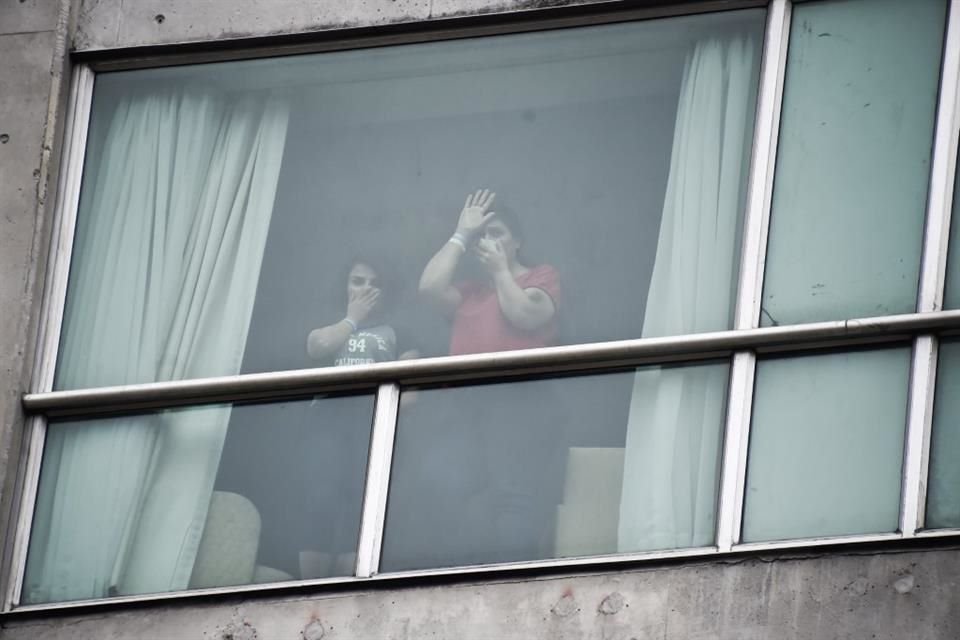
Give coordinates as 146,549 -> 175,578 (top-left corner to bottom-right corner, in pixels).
490,204 -> 524,243
340,252 -> 400,311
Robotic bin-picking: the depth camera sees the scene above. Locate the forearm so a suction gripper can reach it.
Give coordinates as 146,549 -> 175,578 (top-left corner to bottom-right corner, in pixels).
307,320 -> 354,359
419,242 -> 463,299
492,271 -> 554,331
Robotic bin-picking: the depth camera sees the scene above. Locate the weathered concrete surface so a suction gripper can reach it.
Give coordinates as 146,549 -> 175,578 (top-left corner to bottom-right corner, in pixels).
4,548 -> 960,639
0,0 -> 61,36
0,0 -> 72,602
73,0 -> 614,51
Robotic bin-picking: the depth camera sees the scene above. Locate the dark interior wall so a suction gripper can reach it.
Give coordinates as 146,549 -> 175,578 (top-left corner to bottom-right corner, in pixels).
219,84 -> 679,574
240,91 -> 678,373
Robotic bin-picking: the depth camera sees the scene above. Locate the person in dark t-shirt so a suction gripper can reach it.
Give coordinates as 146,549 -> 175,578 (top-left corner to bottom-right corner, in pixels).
299,255 -> 417,579
307,257 -> 418,365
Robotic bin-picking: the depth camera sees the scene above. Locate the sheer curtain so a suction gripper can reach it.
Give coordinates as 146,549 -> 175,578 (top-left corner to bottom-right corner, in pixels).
25,89 -> 289,603
618,34 -> 757,551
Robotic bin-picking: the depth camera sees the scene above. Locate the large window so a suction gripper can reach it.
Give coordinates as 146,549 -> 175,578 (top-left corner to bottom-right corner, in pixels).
12,0 -> 960,610
56,9 -> 764,391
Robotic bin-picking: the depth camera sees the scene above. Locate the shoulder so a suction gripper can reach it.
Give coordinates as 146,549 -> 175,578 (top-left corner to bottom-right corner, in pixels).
520,264 -> 560,305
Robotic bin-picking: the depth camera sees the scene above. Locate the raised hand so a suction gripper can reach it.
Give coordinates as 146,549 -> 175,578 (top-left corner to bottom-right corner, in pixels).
455,189 -> 496,239
346,288 -> 380,325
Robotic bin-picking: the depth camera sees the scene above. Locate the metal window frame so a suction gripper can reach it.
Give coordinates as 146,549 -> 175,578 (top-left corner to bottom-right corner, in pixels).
356,384 -> 401,578
8,0 -> 960,615
2,64 -> 95,613
717,0 -> 791,552
901,0 -> 960,537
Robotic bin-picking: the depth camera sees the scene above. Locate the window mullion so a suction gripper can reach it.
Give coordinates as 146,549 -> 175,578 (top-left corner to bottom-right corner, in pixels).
3,417 -> 48,611
717,351 -> 757,551
901,0 -> 960,537
355,383 -> 401,578
733,0 -> 791,332
32,64 -> 95,395
718,0 -> 791,553
3,65 -> 95,612
918,0 -> 960,313
902,336 -> 938,536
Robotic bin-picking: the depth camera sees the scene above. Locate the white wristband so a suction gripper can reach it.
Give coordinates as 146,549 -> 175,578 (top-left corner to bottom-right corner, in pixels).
343,317 -> 358,332
449,233 -> 467,251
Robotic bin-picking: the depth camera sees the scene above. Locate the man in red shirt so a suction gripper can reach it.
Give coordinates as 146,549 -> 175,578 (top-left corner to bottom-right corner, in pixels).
419,188 -> 560,354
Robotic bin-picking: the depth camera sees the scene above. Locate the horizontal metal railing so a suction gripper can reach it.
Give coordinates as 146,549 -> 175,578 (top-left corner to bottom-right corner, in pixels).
22,309 -> 960,416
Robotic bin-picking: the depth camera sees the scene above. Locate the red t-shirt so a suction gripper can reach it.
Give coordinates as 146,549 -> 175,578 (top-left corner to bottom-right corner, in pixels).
449,264 -> 561,356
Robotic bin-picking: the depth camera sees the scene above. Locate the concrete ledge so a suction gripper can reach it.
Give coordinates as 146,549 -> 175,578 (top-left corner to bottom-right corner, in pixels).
73,0 -> 621,51
4,546 -> 960,640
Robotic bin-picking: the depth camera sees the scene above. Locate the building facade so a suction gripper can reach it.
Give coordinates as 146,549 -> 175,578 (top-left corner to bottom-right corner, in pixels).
3,0 -> 960,637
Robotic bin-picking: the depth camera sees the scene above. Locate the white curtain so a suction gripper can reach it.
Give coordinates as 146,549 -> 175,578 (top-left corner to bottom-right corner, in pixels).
25,89 -> 289,603
618,35 -> 757,551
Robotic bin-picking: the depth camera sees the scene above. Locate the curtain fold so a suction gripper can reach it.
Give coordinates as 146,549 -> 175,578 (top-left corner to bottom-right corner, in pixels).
618,34 -> 757,552
25,89 -> 288,603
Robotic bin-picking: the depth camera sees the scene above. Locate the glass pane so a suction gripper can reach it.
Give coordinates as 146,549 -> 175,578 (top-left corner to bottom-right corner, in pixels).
23,394 -> 374,604
926,339 -> 960,528
742,347 -> 910,542
760,0 -> 945,326
381,361 -> 730,572
56,9 -> 765,390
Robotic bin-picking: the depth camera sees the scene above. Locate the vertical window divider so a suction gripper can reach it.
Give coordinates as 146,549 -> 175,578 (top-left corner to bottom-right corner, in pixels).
355,383 -> 401,578
2,65 -> 95,612
717,0 -> 791,553
718,351 -> 757,551
901,0 -> 960,536
903,336 -> 938,535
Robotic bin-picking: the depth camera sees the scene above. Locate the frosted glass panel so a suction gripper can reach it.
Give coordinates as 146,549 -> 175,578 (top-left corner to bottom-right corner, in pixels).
926,340 -> 960,528
743,348 -> 909,542
761,0 -> 945,326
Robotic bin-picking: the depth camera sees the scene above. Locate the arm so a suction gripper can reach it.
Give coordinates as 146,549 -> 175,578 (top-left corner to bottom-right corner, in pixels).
419,189 -> 497,315
418,242 -> 465,316
306,288 -> 380,359
475,239 -> 556,331
491,271 -> 556,331
307,319 -> 354,360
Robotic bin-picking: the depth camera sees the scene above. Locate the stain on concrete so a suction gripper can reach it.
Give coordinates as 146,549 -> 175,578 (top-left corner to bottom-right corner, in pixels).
302,619 -> 325,640
893,575 -> 915,595
599,592 -> 625,615
552,591 -> 578,618
220,621 -> 258,640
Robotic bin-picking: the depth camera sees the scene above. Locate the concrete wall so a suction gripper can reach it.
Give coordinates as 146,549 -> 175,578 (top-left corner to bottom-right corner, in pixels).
4,547 -> 960,639
73,0 -> 613,51
0,0 -> 73,600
